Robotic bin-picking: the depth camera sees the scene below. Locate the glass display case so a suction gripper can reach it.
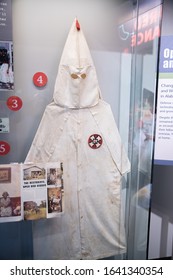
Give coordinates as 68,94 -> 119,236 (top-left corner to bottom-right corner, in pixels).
0,0 -> 162,260
117,0 -> 162,259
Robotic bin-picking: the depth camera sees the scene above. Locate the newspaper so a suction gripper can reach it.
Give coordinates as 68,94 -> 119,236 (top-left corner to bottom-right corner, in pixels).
0,161 -> 63,223
0,164 -> 21,222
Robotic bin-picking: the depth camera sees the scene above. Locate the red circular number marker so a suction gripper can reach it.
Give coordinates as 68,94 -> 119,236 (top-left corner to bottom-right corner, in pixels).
33,72 -> 48,87
0,141 -> 10,155
7,96 -> 23,111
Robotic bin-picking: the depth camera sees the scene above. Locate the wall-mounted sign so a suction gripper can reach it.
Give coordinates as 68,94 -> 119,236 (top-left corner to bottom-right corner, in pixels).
33,72 -> 48,88
0,117 -> 9,133
6,96 -> 23,111
0,0 -> 12,41
154,35 -> 173,164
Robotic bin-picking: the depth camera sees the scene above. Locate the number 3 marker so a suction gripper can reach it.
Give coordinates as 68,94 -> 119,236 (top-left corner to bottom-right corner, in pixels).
33,72 -> 48,87
7,96 -> 23,111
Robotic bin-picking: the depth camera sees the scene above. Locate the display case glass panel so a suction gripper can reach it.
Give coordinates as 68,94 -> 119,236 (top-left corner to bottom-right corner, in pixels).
0,0 -> 162,260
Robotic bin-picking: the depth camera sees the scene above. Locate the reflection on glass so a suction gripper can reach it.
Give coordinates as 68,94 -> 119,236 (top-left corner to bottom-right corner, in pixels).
118,1 -> 162,259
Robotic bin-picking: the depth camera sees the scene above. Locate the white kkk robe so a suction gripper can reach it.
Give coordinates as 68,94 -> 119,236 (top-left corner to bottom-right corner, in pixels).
25,19 -> 130,260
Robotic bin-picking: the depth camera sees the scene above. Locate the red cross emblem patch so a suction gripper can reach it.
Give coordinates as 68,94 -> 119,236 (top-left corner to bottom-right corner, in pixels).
88,134 -> 103,149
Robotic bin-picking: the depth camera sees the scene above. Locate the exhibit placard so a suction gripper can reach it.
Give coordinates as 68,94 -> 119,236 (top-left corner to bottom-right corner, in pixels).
0,117 -> 9,133
154,35 -> 173,164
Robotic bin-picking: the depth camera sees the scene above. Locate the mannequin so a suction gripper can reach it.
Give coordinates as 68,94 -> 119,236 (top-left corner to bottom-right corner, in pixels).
25,19 -> 130,260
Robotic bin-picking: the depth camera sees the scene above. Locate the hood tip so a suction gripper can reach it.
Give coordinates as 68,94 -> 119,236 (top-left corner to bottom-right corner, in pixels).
76,19 -> 80,31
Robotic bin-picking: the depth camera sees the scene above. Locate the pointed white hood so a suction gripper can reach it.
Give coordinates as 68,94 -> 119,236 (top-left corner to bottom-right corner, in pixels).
53,19 -> 100,109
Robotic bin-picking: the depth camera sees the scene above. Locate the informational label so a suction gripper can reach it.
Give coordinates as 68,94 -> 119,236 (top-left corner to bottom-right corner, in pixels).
0,0 -> 12,41
33,72 -> 48,88
0,117 -> 9,133
6,96 -> 23,111
154,36 -> 173,164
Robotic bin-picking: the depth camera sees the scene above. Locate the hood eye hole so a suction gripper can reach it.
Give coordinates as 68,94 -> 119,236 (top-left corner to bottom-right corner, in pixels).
71,73 -> 87,79
81,73 -> 86,79
71,73 -> 78,79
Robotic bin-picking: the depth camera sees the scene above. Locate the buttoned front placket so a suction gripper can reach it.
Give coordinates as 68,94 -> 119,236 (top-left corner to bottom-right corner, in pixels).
76,108 -> 91,259
76,109 -> 83,258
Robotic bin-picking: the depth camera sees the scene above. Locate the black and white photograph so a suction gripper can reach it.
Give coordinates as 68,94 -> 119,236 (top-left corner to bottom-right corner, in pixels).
0,41 -> 14,90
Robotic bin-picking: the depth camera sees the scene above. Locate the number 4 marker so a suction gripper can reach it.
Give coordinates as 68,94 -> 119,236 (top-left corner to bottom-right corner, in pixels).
33,72 -> 48,87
